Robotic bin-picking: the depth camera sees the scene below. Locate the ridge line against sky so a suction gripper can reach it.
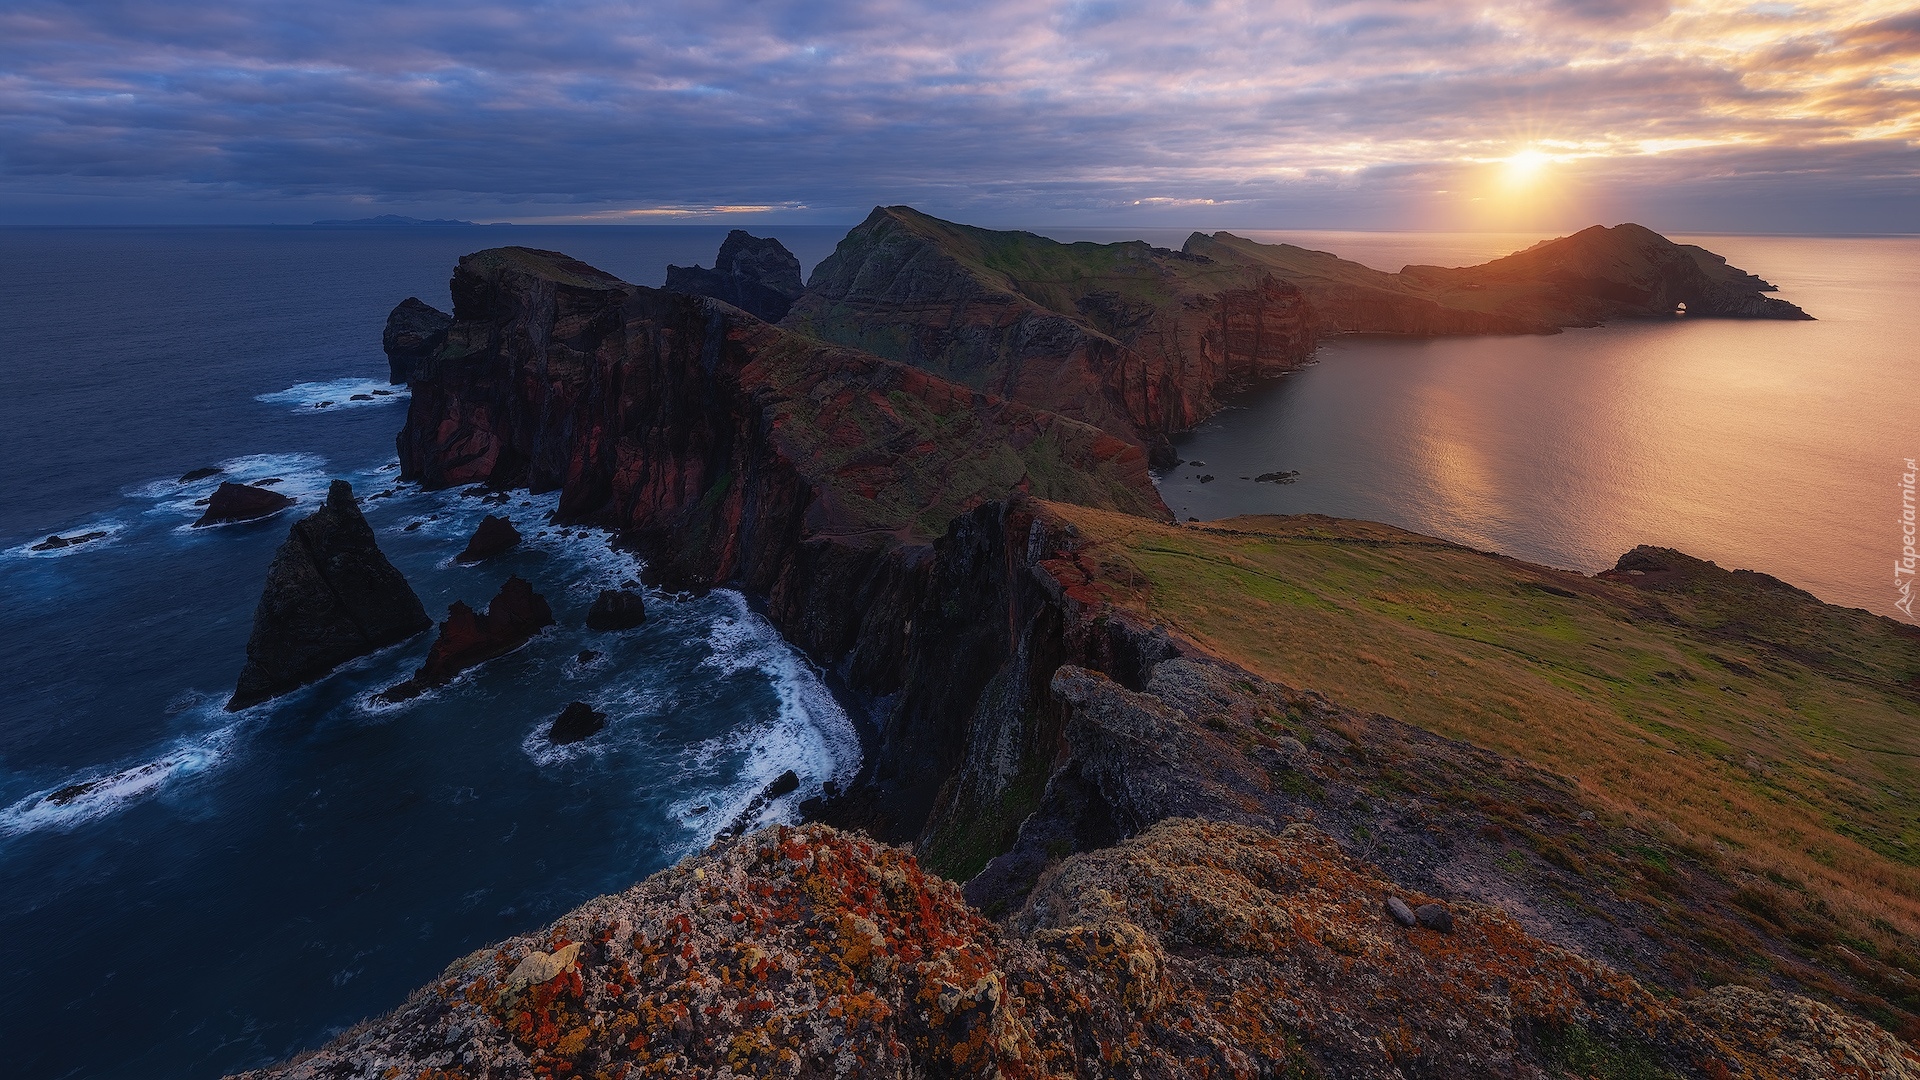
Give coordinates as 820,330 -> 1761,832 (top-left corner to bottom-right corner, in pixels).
1,0 -> 1916,232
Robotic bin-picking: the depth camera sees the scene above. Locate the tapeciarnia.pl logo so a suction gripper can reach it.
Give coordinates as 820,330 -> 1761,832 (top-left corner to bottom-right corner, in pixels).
1899,457 -> 1917,619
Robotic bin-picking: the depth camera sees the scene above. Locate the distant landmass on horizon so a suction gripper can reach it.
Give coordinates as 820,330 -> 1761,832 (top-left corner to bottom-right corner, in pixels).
311,214 -> 501,226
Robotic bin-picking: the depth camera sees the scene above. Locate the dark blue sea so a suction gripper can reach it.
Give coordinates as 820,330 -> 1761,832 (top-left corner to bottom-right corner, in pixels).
0,225 -> 859,1080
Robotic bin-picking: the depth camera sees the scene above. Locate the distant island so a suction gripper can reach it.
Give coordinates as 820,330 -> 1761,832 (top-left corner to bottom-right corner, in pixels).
311,214 -> 502,226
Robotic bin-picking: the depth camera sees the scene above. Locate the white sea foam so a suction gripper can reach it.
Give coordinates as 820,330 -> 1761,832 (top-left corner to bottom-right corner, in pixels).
3,519 -> 126,560
673,591 -> 862,844
256,378 -> 408,413
0,704 -> 250,837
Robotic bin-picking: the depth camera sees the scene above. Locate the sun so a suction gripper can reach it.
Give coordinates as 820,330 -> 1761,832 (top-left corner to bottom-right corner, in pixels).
1501,149 -> 1552,187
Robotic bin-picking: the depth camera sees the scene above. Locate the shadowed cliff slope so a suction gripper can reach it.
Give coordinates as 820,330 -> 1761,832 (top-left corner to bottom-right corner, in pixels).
783,206 -> 1319,466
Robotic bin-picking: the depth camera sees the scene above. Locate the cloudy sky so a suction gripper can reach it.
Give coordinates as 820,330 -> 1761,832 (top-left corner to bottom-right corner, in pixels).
2,0 -> 1915,231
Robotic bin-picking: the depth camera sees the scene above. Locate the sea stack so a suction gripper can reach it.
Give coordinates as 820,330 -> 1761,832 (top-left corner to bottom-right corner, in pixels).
194,481 -> 294,527
376,576 -> 555,702
456,514 -> 521,562
663,230 -> 804,322
382,296 -> 453,384
228,480 -> 431,710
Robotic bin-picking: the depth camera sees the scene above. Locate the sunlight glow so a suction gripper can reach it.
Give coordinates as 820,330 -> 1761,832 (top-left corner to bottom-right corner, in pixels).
1502,149 -> 1552,188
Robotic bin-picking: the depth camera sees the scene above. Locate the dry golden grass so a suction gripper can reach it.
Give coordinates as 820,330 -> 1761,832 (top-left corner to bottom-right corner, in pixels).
1041,503 -> 1920,961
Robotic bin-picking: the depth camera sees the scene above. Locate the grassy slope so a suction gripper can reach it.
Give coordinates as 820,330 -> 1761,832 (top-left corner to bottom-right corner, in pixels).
1041,504 -> 1920,998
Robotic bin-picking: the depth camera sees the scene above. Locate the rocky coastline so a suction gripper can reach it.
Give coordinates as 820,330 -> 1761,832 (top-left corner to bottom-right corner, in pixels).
234,213 -> 1920,1077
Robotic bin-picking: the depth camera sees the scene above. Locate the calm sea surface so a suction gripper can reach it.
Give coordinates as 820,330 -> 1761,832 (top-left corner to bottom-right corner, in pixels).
0,224 -> 1910,1080
1052,230 -> 1916,623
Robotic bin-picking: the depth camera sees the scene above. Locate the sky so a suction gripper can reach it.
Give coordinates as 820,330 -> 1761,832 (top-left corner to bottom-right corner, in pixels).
1,0 -> 1916,232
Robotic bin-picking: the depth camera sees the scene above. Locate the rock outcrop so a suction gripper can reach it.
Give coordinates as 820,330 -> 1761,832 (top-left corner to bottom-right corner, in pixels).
381,296 -> 452,384
228,480 -> 431,710
584,588 -> 646,631
546,701 -> 605,745
194,481 -> 294,527
235,818 -> 1918,1080
455,514 -> 520,563
664,230 -> 805,322
376,575 -> 554,702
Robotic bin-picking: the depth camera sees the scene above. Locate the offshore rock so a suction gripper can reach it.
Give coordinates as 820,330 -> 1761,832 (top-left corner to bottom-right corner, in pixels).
381,296 -> 452,384
376,575 -> 554,702
583,588 -> 646,631
193,481 -> 294,527
663,230 -> 804,322
455,514 -> 520,563
228,480 -> 431,710
546,701 -> 605,745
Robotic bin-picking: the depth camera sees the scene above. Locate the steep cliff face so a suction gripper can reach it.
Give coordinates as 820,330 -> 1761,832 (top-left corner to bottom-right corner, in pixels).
783,206 -> 1318,466
398,245 -> 1165,678
1190,222 -> 1812,332
664,230 -> 805,323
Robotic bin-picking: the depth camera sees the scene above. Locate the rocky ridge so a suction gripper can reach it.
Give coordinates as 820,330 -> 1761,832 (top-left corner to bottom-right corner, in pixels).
665,230 -> 806,323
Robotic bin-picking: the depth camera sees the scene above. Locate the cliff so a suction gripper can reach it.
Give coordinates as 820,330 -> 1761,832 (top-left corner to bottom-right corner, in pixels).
397,245 -> 1165,682
1188,223 -> 1812,332
783,206 -> 1319,467
664,230 -> 806,323
383,296 -> 453,384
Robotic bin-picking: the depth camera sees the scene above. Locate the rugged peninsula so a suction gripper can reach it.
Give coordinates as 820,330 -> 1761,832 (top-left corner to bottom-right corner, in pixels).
241,213 -> 1920,1078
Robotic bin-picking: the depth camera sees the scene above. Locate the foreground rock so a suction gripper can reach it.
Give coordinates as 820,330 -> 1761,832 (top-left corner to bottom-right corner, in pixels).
583,588 -> 645,630
233,820 -> 1917,1080
455,514 -> 520,563
381,296 -> 452,384
545,701 -> 605,745
375,576 -> 554,702
193,481 -> 294,527
664,229 -> 805,322
228,481 -> 431,710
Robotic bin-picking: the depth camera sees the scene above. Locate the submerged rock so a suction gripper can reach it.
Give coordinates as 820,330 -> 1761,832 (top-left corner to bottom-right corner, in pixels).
228,480 -> 432,710
382,296 -> 452,384
455,514 -> 521,563
546,701 -> 606,745
179,466 -> 223,483
584,588 -> 646,630
376,576 -> 554,702
30,531 -> 107,551
194,482 -> 294,528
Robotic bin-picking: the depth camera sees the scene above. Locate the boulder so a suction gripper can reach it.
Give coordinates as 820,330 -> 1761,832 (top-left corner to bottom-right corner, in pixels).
228,480 -> 432,709
455,514 -> 521,563
547,701 -> 607,745
1386,897 -> 1417,927
382,297 -> 453,384
1415,903 -> 1454,933
376,576 -> 555,702
194,482 -> 294,527
585,588 -> 647,631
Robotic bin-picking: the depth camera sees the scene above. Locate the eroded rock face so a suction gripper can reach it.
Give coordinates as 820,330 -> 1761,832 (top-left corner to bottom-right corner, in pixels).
228,481 -> 431,710
381,296 -> 452,384
664,230 -> 804,322
194,482 -> 294,528
584,588 -> 645,631
376,575 -> 554,702
231,820 -> 1918,1080
455,514 -> 521,563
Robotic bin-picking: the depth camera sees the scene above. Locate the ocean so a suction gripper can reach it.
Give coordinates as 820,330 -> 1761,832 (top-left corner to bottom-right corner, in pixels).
0,224 -> 1909,1080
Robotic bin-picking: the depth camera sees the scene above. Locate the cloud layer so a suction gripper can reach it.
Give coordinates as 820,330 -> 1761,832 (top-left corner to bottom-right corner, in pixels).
1,0 -> 1915,229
